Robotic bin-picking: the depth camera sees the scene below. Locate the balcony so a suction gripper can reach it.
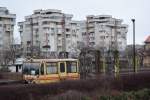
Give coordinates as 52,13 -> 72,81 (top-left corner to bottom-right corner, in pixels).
42,24 -> 51,28
66,32 -> 71,35
88,24 -> 94,28
5,27 -> 12,32
0,14 -> 16,18
88,18 -> 109,23
0,21 -> 2,24
106,23 -> 115,27
89,39 -> 95,42
24,21 -> 31,25
33,25 -> 39,29
88,28 -> 95,33
32,19 -> 39,24
56,25 -> 62,28
57,42 -> 62,46
18,22 -> 24,26
41,13 -> 62,18
57,32 -> 62,35
3,21 -> 15,25
41,19 -> 62,23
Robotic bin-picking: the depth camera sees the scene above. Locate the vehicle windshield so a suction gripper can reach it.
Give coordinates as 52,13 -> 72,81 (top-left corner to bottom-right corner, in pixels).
23,62 -> 40,75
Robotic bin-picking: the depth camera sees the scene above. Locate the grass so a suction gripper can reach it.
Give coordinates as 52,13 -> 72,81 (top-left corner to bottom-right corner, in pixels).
43,89 -> 150,100
1,72 -> 150,100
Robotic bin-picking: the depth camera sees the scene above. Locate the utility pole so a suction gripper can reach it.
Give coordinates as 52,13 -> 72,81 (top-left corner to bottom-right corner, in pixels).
132,19 -> 136,73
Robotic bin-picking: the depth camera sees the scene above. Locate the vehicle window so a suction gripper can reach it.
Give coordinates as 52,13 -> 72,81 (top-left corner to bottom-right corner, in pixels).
23,64 -> 30,74
40,63 -> 44,75
67,62 -> 71,73
23,63 -> 40,75
60,63 -> 65,73
67,61 -> 77,73
46,63 -> 57,74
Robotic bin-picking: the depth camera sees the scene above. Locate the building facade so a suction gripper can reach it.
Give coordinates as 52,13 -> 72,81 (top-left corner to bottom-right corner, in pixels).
18,9 -> 82,58
0,7 -> 16,64
0,7 -> 16,50
85,15 -> 128,51
18,9 -> 128,58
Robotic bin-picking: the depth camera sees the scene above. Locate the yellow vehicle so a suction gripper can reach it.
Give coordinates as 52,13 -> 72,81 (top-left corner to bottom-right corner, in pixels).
22,59 -> 80,84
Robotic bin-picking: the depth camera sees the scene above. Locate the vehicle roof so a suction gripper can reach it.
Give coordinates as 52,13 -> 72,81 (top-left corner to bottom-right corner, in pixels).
24,58 -> 78,63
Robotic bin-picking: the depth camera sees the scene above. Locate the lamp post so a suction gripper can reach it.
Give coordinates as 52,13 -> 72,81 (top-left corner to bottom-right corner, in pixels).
132,19 -> 136,72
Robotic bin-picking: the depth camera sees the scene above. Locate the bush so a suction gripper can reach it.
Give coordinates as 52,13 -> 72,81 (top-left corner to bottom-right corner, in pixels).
98,89 -> 150,100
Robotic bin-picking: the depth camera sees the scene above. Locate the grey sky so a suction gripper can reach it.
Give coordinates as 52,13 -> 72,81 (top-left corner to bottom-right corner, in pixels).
0,0 -> 150,44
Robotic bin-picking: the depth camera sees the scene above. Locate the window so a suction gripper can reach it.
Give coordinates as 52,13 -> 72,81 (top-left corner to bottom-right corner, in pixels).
67,62 -> 77,73
23,63 -> 40,75
51,28 -> 55,33
82,32 -> 86,35
100,17 -> 105,19
66,28 -> 70,32
90,37 -> 95,40
117,32 -> 121,35
46,12 -> 52,14
35,33 -> 39,38
27,41 -> 31,45
46,63 -> 57,74
66,34 -> 70,38
40,63 -> 44,75
36,40 -> 39,44
42,21 -> 49,25
11,25 -> 14,28
60,63 -> 65,73
33,23 -> 38,26
100,36 -> 105,39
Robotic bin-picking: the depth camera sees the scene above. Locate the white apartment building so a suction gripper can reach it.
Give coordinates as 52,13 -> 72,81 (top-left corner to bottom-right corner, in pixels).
86,15 -> 128,51
18,9 -> 82,57
69,21 -> 87,56
0,7 -> 16,50
18,9 -> 128,58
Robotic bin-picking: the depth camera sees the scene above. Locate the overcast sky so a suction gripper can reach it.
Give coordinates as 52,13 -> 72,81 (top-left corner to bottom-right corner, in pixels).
0,0 -> 150,44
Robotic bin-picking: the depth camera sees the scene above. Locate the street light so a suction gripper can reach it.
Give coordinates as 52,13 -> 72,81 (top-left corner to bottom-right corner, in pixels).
131,19 -> 136,72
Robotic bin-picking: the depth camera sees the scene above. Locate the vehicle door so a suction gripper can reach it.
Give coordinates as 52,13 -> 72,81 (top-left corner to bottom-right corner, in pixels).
58,62 -> 67,80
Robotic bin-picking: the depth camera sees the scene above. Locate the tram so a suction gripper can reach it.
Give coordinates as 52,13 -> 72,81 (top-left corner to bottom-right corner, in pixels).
22,59 -> 80,84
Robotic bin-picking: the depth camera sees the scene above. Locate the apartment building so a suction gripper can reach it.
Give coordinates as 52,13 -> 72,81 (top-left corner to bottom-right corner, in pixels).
18,9 -> 82,58
86,15 -> 128,51
18,9 -> 128,58
0,7 -> 16,50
